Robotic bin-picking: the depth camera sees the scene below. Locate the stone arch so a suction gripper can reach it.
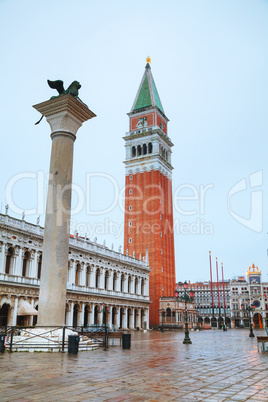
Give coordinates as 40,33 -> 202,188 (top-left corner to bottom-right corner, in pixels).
143,143 -> 147,155
131,146 -> 136,157
141,278 -> 145,295
86,265 -> 91,287
148,142 -> 153,154
204,317 -> 210,324
73,303 -> 79,327
104,269 -> 109,290
95,267 -> 100,288
22,250 -> 31,277
5,246 -> 14,274
137,144 -> 142,156
128,276 -> 132,293
37,253 -> 42,279
120,273 -> 125,292
0,303 -> 11,326
253,313 -> 263,329
134,277 -> 138,294
113,271 -> 117,291
84,304 -> 90,327
75,262 -> 80,285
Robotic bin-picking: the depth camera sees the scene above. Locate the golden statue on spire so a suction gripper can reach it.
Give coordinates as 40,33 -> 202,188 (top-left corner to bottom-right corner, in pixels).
146,56 -> 151,64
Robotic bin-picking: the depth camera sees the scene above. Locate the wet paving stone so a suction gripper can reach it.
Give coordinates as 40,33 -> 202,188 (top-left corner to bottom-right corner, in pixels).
0,329 -> 268,401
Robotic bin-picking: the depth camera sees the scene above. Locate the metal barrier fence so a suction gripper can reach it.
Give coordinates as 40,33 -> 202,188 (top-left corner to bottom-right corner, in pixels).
0,325 -> 117,352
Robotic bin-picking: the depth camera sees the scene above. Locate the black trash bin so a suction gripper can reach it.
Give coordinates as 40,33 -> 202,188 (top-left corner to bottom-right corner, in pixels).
122,333 -> 131,349
68,335 -> 79,354
0,334 -> 6,353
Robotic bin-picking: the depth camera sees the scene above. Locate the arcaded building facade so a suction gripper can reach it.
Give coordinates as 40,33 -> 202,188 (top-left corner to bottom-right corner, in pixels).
0,212 -> 150,329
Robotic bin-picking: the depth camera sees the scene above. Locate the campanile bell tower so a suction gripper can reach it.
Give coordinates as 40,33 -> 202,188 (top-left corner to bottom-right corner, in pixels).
123,58 -> 176,326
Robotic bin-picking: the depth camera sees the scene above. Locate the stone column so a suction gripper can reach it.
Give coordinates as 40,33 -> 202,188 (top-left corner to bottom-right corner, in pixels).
99,268 -> 104,290
130,308 -> 134,329
34,95 -> 95,326
122,307 -> 127,329
14,247 -> 22,276
12,297 -> 18,326
108,307 -> 113,329
89,266 -> 95,288
90,304 -> 95,325
0,243 -> 5,273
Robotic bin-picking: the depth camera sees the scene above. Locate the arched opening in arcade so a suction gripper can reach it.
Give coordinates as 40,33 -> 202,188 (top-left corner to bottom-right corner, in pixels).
134,309 -> 138,327
0,303 -> 10,326
204,317 -> 210,326
94,305 -> 98,325
22,250 -> 30,277
166,307 -> 171,323
127,308 -> 131,328
120,308 -> 123,328
211,317 -> 217,328
5,247 -> 14,274
218,316 -> 223,328
33,305 -> 38,326
198,316 -> 203,327
141,309 -> 145,329
112,307 -> 116,329
253,313 -> 263,329
37,254 -> 42,279
104,271 -> 109,290
73,304 -> 79,327
95,268 -> 100,288
84,305 -> 89,327
225,317 -> 231,328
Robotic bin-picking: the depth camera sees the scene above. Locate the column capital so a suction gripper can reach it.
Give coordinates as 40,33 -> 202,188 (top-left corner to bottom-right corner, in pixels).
33,95 -> 96,138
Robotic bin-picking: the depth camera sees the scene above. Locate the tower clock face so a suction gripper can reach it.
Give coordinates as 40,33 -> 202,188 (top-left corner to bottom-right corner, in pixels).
253,300 -> 260,308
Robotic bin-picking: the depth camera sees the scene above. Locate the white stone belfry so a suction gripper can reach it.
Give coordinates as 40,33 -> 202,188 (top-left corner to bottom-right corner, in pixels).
33,94 -> 96,326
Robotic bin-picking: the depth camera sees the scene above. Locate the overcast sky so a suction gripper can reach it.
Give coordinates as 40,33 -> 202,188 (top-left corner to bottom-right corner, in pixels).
0,0 -> 268,283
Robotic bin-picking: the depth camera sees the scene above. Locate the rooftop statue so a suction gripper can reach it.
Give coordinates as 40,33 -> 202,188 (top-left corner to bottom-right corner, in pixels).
47,79 -> 81,99
35,79 -> 82,125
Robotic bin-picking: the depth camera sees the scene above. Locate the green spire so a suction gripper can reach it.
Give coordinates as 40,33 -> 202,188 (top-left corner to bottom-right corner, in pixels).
131,61 -> 165,115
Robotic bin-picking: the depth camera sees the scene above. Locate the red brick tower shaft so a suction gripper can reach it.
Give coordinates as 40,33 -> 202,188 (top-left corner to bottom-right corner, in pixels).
123,59 -> 176,326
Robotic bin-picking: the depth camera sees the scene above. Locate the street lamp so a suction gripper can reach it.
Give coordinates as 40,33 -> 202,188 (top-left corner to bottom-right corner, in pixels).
180,281 -> 194,345
158,308 -> 165,332
241,300 -> 255,338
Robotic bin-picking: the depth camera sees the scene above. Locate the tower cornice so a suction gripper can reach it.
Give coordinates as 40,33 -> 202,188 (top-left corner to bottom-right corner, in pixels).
123,127 -> 174,148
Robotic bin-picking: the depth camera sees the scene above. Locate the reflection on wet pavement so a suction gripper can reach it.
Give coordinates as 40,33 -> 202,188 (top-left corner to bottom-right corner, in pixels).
0,329 -> 268,401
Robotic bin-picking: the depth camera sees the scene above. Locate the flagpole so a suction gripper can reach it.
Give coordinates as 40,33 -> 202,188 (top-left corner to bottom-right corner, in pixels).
221,262 -> 226,326
216,257 -> 221,327
209,251 -> 215,327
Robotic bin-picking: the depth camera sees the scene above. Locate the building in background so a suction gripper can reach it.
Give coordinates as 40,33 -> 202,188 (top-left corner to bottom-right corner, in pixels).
230,264 -> 268,329
0,212 -> 150,329
176,281 -> 231,328
123,59 -> 176,326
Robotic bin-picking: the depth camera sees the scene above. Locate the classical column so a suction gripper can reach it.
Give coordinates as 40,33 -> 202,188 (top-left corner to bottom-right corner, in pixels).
32,250 -> 38,279
34,95 -> 95,326
80,263 -> 86,286
98,268 -> 104,289
130,275 -> 134,294
12,297 -> 18,326
78,304 -> 84,326
29,299 -> 35,326
122,307 -> 127,329
14,247 -> 22,276
0,243 -> 5,273
89,266 -> 95,287
90,304 -> 95,325
129,308 -> 134,329
108,307 -> 113,329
